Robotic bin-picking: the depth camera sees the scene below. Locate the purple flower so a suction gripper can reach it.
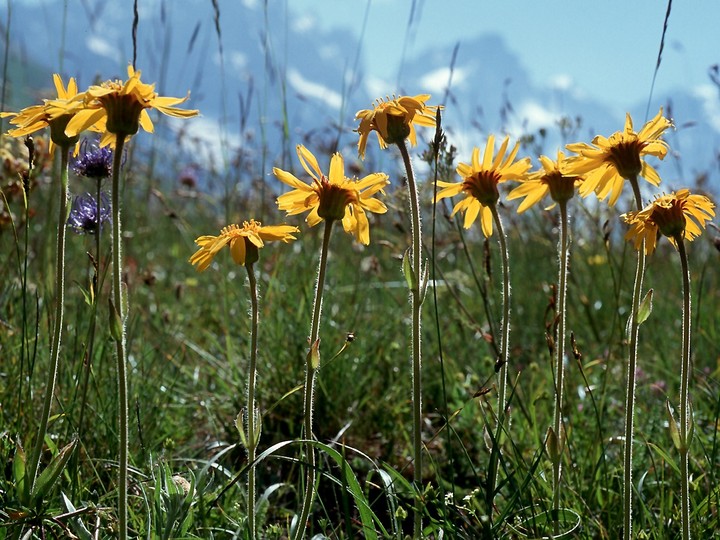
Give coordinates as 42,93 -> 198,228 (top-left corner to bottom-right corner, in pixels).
72,141 -> 113,179
67,192 -> 111,234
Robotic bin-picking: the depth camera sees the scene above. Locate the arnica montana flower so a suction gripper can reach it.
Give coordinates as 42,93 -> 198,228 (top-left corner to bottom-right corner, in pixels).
189,220 -> 299,271
436,135 -> 532,236
566,109 -> 672,206
2,74 -> 87,154
73,141 -> 113,179
507,151 -> 583,212
63,65 -> 199,144
67,192 -> 112,234
355,94 -> 438,158
622,189 -> 715,255
273,145 -> 389,245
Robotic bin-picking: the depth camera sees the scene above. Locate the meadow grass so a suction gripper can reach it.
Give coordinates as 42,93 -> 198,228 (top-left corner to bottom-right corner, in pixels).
1,126 -> 718,539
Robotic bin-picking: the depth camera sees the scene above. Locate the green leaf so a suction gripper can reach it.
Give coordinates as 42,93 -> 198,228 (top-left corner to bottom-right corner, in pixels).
12,440 -> 29,506
108,297 -> 122,341
666,401 -> 681,451
31,439 -> 78,507
418,259 -> 429,305
637,288 -> 654,325
401,248 -> 415,291
61,493 -> 94,540
308,339 -> 321,370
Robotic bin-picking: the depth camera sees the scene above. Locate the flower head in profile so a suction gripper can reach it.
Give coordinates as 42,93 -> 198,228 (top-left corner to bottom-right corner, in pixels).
435,135 -> 532,237
189,220 -> 299,271
622,189 -> 715,254
566,109 -> 672,206
64,65 -> 199,145
2,74 -> 88,154
507,151 -> 584,212
355,94 -> 438,159
73,141 -> 113,180
273,145 -> 389,245
67,192 -> 111,234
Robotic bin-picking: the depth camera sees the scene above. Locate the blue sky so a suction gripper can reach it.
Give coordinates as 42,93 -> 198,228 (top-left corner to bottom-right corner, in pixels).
289,0 -> 720,111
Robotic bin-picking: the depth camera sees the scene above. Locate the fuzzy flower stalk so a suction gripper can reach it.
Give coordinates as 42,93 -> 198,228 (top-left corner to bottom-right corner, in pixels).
274,145 -> 388,539
62,65 -> 199,540
356,94 -> 437,538
623,189 -> 714,540
567,109 -> 672,540
2,74 -> 84,489
436,136 -> 531,518
508,151 -> 583,532
190,220 -> 298,539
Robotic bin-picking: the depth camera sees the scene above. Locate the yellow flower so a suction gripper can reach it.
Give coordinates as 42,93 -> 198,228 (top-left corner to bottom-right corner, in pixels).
566,108 -> 672,206
507,151 -> 583,212
64,64 -> 199,144
273,145 -> 389,245
354,94 -> 438,158
435,135 -> 531,237
189,220 -> 299,271
622,189 -> 715,255
2,74 -> 88,154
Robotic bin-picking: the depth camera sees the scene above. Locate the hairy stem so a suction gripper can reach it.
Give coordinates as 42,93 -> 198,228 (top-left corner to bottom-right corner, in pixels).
397,140 -> 424,539
245,262 -> 259,540
27,145 -> 70,485
552,200 -> 570,532
677,237 -> 692,540
111,135 -> 129,540
489,204 -> 511,501
623,176 -> 645,540
293,220 -> 333,540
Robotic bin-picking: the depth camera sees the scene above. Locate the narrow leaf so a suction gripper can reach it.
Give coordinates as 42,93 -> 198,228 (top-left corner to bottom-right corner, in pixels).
32,439 -> 78,506
401,248 -> 415,291
637,288 -> 654,325
666,400 -> 681,451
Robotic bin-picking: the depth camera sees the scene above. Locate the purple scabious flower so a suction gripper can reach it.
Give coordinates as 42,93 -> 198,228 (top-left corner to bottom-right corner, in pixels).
72,141 -> 113,179
67,192 -> 111,234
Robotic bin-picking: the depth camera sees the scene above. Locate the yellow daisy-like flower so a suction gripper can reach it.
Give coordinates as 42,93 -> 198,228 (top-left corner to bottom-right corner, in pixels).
189,220 -> 299,271
566,108 -> 672,206
2,74 -> 88,155
273,145 -> 389,245
507,151 -> 584,213
354,94 -> 438,159
63,64 -> 199,145
435,135 -> 532,237
622,189 -> 715,255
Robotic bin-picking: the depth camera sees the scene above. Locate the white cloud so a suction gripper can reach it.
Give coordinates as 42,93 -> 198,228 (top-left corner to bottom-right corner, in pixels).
507,101 -> 560,138
287,69 -> 342,109
176,116 -> 242,166
228,51 -> 248,71
692,84 -> 720,132
86,35 -> 121,63
550,74 -> 573,91
293,15 -> 315,33
419,66 -> 468,94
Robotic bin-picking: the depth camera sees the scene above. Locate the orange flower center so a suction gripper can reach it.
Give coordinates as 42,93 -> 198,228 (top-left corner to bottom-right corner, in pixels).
606,140 -> 644,179
463,171 -> 502,207
651,201 -> 686,240
316,178 -> 355,222
100,94 -> 145,136
545,172 -> 578,204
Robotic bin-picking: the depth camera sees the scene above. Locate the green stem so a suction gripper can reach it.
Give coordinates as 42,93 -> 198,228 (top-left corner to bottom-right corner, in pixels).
111,135 -> 129,540
397,140 -> 424,539
245,262 -> 259,540
489,204 -> 511,500
623,176 -> 645,540
552,201 -> 570,532
27,144 -> 70,485
293,220 -> 333,540
677,237 -> 692,540
73,179 -> 105,498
